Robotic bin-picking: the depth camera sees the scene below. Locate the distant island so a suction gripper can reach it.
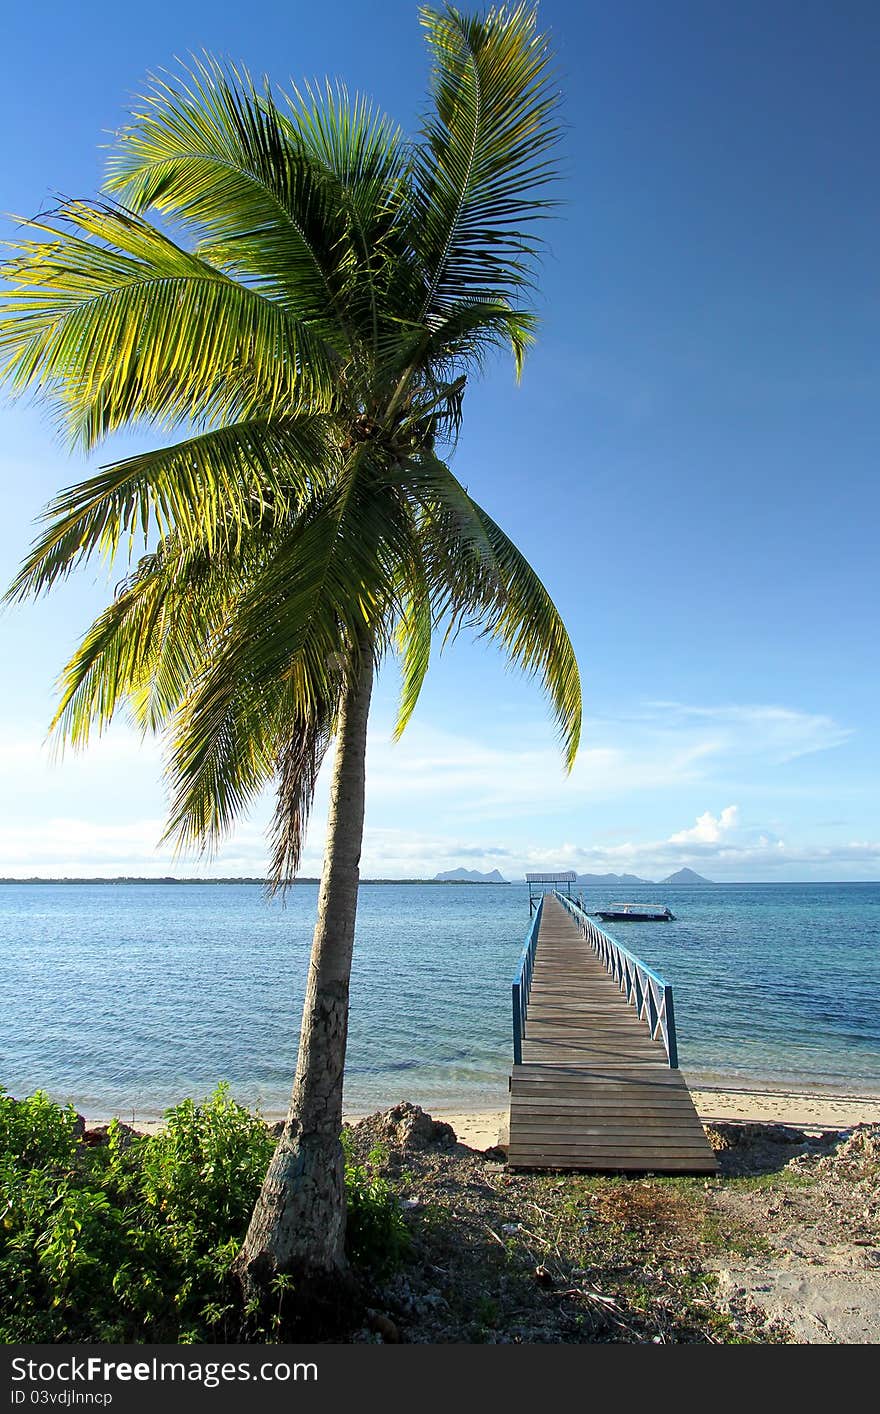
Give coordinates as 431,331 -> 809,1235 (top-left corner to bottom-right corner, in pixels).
432,866 -> 715,885
0,867 -> 714,886
0,874 -> 510,886
660,868 -> 714,885
575,872 -> 653,886
431,869 -> 672,887
575,868 -> 713,886
433,868 -> 508,883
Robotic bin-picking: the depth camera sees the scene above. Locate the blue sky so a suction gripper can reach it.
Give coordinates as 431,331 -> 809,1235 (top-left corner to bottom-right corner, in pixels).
1,0 -> 878,881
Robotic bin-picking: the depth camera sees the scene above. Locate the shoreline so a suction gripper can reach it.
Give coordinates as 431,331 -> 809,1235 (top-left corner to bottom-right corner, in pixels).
358,1087 -> 880,1148
85,1083 -> 880,1149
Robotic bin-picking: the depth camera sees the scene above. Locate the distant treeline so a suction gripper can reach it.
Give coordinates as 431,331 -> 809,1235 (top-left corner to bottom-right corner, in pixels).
0,876 -> 510,886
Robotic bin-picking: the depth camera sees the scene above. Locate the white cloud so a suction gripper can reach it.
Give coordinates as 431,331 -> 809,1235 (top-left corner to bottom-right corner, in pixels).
361,697 -> 852,821
669,804 -> 739,844
0,815 -> 272,877
0,696 -> 861,880
506,832 -> 880,882
0,727 -> 166,810
2,810 -> 879,883
643,702 -> 852,763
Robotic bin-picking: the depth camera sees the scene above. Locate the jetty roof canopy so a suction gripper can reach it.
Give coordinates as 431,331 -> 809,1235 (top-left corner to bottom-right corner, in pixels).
525,871 -> 577,883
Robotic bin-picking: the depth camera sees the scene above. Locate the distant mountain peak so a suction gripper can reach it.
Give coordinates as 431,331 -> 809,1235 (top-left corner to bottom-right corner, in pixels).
434,867 -> 507,883
576,871 -> 653,886
661,867 -> 713,885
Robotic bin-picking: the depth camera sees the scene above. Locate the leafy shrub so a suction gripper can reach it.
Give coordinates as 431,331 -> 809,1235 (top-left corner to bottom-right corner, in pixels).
0,1087 -> 82,1167
0,1084 -> 263,1342
342,1132 -> 410,1275
0,1085 -> 407,1342
139,1087 -> 275,1240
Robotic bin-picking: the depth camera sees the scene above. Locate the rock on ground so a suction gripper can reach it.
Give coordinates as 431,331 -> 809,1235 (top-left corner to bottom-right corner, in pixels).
352,1102 -> 457,1153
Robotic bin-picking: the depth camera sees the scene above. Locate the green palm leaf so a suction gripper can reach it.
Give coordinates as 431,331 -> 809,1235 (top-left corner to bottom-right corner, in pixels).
161,455 -> 414,852
167,672 -> 301,860
105,59 -> 346,321
410,453 -> 581,769
413,2 -> 561,316
51,535 -> 250,746
392,555 -> 434,739
0,202 -> 337,446
268,687 -> 337,886
5,416 -> 335,602
274,81 -> 412,353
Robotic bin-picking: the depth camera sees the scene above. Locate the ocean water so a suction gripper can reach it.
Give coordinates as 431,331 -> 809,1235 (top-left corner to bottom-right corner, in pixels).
0,882 -> 878,1119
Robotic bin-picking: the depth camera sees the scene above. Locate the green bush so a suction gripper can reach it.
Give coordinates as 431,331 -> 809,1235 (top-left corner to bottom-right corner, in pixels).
342,1132 -> 410,1275
139,1089 -> 276,1240
0,1084 -> 407,1342
0,1084 -> 261,1342
0,1087 -> 82,1167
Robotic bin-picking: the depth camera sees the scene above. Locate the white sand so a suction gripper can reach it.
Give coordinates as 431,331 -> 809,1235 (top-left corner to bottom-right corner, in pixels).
690,1086 -> 880,1130
105,1087 -> 880,1145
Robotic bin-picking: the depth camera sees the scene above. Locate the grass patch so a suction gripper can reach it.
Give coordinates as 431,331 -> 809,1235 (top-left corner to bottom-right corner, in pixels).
365,1155 -> 785,1343
723,1168 -> 815,1192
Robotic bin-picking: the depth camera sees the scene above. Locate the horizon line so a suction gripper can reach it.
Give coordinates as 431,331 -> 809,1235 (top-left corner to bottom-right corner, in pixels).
1,874 -> 878,886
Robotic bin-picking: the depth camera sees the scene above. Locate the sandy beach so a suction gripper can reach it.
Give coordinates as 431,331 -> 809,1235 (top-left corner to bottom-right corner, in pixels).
114,1085 -> 880,1145
415,1087 -> 880,1149
690,1085 -> 880,1130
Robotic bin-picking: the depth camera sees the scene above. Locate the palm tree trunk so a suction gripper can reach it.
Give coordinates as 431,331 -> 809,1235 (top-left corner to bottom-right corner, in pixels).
236,638 -> 374,1297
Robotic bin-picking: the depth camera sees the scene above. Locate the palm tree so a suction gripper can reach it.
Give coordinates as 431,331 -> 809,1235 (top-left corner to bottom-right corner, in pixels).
0,3 -> 580,1297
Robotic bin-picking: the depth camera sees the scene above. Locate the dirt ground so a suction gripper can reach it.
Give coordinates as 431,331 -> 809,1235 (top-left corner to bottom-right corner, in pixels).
343,1104 -> 880,1344
703,1121 -> 880,1343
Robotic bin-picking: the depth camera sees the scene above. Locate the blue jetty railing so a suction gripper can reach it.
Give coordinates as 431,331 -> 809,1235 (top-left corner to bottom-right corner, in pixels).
511,895 -> 544,1065
554,892 -> 679,1068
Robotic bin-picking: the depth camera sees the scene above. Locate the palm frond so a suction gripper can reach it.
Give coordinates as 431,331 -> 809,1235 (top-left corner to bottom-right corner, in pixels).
104,56 -> 415,373
426,297 -> 537,379
105,59 -> 346,320
0,201 -> 335,446
411,454 -> 581,768
392,555 -> 433,739
164,673 -> 296,859
49,551 -> 174,748
5,416 -> 335,602
268,683 -> 337,890
275,81 -> 413,350
51,526 -> 333,883
49,535 -> 251,747
413,2 -> 562,316
162,456 -> 413,854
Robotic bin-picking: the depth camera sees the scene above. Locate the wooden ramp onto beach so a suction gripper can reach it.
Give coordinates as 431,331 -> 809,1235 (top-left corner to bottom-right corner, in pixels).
508,893 -> 717,1173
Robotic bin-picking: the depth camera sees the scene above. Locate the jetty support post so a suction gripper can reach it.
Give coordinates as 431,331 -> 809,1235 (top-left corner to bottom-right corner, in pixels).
664,984 -> 679,1068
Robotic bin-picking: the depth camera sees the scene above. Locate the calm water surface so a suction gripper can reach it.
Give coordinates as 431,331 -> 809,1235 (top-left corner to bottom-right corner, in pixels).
0,882 -> 878,1118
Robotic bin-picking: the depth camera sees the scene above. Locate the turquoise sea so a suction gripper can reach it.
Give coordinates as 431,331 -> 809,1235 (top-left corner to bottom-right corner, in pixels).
1,882 -> 878,1119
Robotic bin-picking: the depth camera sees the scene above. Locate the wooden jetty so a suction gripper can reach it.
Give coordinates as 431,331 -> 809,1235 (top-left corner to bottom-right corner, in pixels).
509,893 -> 716,1172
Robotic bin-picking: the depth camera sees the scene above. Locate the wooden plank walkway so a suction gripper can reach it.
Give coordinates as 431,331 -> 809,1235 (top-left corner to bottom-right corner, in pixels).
508,895 -> 717,1172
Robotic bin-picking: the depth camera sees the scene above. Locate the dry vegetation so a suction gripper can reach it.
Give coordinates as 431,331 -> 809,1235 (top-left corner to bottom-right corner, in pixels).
344,1104 -> 880,1344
